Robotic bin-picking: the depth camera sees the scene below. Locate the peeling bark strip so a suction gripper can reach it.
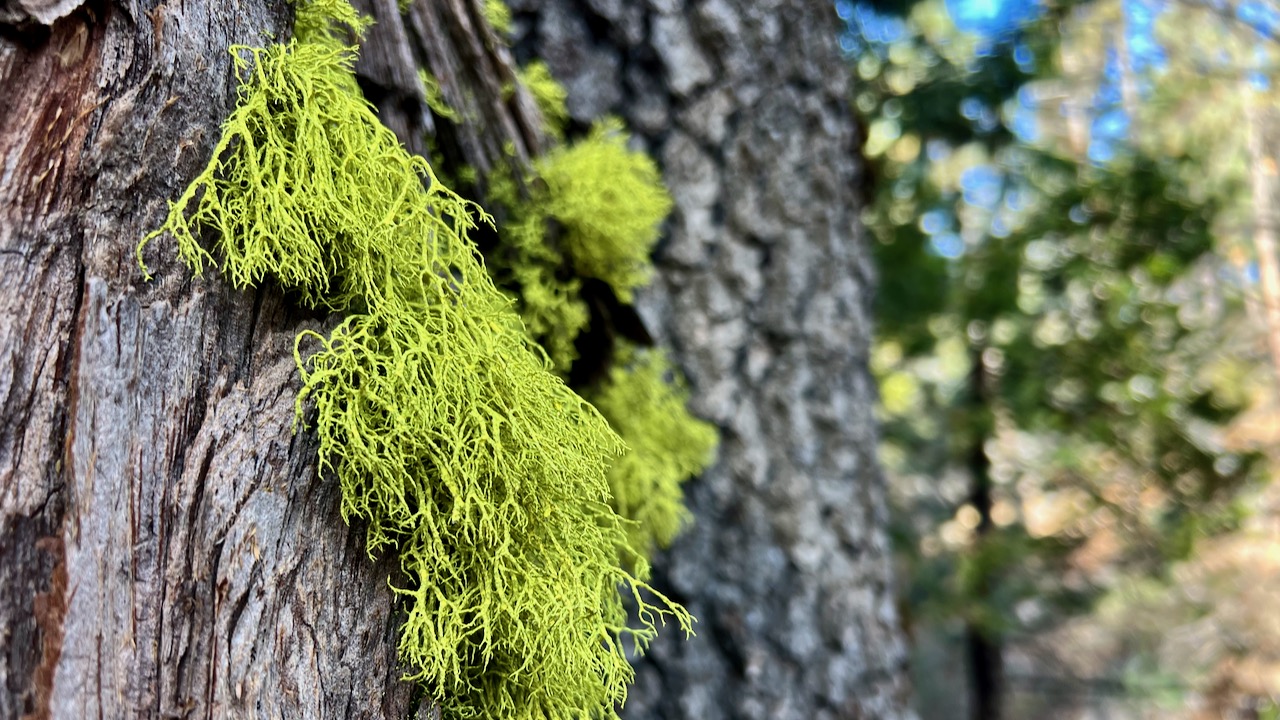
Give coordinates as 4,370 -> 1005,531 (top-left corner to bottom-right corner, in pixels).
27,536 -> 66,720
0,0 -> 84,27
2,0 -> 912,718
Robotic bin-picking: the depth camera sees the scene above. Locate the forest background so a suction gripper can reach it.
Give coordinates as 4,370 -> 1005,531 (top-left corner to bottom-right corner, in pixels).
848,0 -> 1280,716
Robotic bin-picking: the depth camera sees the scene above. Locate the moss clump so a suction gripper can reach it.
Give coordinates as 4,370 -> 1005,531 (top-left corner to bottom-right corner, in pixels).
517,61 -> 569,139
591,347 -> 719,563
536,120 -> 673,303
139,5 -> 690,718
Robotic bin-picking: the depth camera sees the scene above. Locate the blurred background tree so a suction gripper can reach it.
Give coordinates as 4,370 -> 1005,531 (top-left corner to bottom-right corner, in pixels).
844,0 -> 1280,716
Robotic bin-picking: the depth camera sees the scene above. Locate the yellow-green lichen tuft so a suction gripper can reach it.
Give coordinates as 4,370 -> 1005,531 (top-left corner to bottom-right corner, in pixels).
139,6 -> 690,718
419,69 -> 461,122
484,0 -> 513,36
501,211 -> 590,372
591,347 -> 719,564
486,167 -> 589,373
294,0 -> 371,46
536,120 -> 673,303
517,61 -> 569,139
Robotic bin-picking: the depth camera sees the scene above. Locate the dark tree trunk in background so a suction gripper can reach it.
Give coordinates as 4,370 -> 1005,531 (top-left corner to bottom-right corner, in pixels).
964,345 -> 1002,720
0,0 -> 912,718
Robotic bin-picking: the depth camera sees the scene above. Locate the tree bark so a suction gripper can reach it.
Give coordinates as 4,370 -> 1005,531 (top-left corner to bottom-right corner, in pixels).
963,345 -> 1001,720
507,3 -> 914,718
0,1 -> 912,719
0,3 -> 424,718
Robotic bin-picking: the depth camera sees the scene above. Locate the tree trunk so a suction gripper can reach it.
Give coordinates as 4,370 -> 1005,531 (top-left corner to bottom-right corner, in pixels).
0,1 -> 912,719
1245,95 -> 1280,398
963,345 -> 1001,720
0,2 -> 428,717
508,3 -> 914,718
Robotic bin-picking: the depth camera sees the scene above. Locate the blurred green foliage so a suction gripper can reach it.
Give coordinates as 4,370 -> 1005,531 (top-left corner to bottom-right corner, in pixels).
852,0 -> 1266,714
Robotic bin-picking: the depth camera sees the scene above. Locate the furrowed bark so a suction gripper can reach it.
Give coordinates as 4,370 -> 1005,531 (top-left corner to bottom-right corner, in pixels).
1,1 -> 914,718
514,2 -> 915,717
1,4 -> 423,717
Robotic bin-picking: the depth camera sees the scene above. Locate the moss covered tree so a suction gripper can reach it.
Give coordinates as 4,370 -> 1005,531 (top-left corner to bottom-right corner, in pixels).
0,0 -> 912,718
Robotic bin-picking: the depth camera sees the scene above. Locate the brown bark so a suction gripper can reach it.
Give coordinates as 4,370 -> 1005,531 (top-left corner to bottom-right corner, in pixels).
0,3 -> 422,717
1,1 -> 913,718
351,0 -> 549,179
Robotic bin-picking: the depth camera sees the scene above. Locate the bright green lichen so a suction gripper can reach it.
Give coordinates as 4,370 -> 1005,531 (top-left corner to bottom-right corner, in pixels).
294,0 -> 370,47
536,120 -> 673,303
500,211 -> 590,372
517,61 -> 569,139
139,5 -> 690,718
484,0 -> 513,37
419,70 -> 461,122
480,119 -> 673,370
485,167 -> 589,373
591,347 -> 719,563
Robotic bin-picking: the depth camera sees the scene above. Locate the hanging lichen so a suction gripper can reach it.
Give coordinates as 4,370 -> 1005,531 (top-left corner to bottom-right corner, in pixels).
480,63 -> 719,566
591,346 -> 719,565
483,119 -> 673,372
419,69 -> 461,122
483,0 -> 513,37
294,0 -> 370,47
138,3 -> 691,718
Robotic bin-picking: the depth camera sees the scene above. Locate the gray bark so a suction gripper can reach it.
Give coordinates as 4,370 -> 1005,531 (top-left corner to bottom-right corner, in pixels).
511,3 -> 914,718
0,1 -> 912,719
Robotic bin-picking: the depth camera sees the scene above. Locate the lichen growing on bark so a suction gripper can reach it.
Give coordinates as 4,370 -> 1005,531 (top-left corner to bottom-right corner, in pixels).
484,119 -> 673,372
516,60 -> 569,138
419,69 -> 461,122
485,166 -> 589,373
536,119 -> 673,303
591,347 -> 719,565
483,0 -> 513,37
138,3 -> 691,717
481,66 -> 717,564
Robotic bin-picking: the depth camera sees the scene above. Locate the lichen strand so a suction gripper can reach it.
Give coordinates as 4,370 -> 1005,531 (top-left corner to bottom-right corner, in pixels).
516,61 -> 569,139
590,348 -> 719,565
140,13 -> 689,719
294,0 -> 371,47
536,121 -> 673,303
486,168 -> 589,373
503,213 -> 589,372
419,69 -> 461,122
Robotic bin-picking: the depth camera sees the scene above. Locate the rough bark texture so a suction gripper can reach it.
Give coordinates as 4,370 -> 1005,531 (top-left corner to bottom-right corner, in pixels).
351,0 -> 550,179
0,3 -> 426,718
510,2 -> 915,718
0,0 -> 911,718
